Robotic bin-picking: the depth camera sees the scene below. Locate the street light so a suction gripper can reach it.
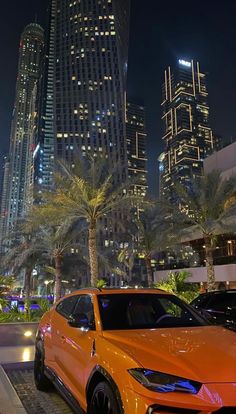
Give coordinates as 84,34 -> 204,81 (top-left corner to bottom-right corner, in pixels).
44,280 -> 50,297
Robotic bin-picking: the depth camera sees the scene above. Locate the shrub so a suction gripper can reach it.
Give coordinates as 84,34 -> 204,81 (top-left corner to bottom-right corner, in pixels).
0,298 -> 52,323
154,270 -> 199,303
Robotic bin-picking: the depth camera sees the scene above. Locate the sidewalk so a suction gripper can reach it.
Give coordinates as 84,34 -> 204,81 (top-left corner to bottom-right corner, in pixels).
0,346 -> 33,414
0,365 -> 27,414
0,324 -> 35,414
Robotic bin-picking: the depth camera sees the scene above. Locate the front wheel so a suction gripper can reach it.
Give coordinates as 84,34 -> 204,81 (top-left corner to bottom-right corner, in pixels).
34,341 -> 52,391
88,381 -> 122,414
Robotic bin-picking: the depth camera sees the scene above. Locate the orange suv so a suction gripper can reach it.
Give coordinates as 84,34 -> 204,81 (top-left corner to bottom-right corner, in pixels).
34,288 -> 236,413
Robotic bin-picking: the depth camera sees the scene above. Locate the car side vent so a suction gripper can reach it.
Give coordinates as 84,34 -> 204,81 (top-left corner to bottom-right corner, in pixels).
149,405 -> 201,413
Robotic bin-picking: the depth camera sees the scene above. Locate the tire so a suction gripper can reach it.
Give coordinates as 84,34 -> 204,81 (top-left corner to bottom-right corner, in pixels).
34,341 -> 52,391
88,381 -> 122,414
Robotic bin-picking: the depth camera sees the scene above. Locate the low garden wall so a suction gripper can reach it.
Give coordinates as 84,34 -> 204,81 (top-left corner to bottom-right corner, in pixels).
0,322 -> 38,347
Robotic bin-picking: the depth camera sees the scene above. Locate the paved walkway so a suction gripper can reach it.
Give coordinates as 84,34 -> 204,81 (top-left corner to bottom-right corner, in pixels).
0,345 -> 34,413
0,347 -> 73,414
0,364 -> 28,414
0,323 -> 36,413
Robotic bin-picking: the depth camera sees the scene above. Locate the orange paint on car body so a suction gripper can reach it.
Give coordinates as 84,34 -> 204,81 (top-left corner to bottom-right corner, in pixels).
36,289 -> 236,413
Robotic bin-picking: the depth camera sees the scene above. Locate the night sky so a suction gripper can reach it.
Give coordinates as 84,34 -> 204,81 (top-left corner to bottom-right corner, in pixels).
1,0 -> 236,195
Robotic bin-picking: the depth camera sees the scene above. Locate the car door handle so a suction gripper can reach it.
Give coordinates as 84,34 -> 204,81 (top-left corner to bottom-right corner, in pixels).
61,335 -> 66,343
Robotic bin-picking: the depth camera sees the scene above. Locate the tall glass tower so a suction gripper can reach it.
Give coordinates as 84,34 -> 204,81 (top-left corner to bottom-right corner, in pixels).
161,58 -> 214,199
33,2 -> 56,194
50,0 -> 130,179
4,24 -> 44,236
0,156 -> 10,251
126,102 -> 148,197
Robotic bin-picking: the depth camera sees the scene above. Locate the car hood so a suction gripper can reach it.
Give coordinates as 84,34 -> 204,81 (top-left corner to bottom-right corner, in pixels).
102,326 -> 236,383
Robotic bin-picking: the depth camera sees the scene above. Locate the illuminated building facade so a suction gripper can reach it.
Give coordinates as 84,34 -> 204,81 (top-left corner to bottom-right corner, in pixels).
52,0 -> 130,179
0,157 -> 10,252
158,152 -> 165,196
4,24 -> 44,237
161,58 -> 214,199
126,102 -> 148,196
34,1 -> 56,194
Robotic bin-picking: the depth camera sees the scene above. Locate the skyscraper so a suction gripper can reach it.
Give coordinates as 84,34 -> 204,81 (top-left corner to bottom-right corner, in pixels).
0,156 -> 10,251
161,58 -> 214,199
34,2 -> 56,193
126,102 -> 148,196
50,0 -> 130,178
4,24 -> 44,237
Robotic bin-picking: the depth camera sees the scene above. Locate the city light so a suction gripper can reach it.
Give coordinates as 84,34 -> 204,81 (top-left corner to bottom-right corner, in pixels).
178,59 -> 191,67
24,331 -> 33,337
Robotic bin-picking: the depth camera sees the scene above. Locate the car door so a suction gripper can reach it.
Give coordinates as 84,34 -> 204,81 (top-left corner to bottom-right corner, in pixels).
205,293 -> 235,325
57,294 -> 98,403
50,295 -> 79,375
224,293 -> 236,326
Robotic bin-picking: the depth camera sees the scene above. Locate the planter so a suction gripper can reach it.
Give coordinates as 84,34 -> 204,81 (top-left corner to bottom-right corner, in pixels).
0,322 -> 38,347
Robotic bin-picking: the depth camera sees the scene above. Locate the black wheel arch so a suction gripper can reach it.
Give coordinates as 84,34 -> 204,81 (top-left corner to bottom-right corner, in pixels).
86,365 -> 124,413
35,328 -> 44,344
34,336 -> 47,366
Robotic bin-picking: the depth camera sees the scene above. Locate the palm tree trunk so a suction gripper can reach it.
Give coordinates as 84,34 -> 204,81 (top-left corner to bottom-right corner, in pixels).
54,255 -> 62,302
88,221 -> 98,287
204,236 -> 215,292
24,268 -> 32,301
32,276 -> 37,295
145,255 -> 153,287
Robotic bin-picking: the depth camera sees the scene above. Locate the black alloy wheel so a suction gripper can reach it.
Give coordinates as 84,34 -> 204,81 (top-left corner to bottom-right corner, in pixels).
89,381 -> 122,414
34,341 -> 52,391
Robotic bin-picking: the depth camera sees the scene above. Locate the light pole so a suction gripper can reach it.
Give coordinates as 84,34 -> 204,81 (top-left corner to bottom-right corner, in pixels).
44,280 -> 50,297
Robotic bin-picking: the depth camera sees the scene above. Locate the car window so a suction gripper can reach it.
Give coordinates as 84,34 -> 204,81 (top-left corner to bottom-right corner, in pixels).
191,294 -> 210,308
206,293 -> 236,310
98,294 -> 208,330
159,297 -> 183,317
56,296 -> 78,318
72,295 -> 95,329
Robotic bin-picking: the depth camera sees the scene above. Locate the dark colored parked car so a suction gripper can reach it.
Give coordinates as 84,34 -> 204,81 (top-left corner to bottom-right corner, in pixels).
191,290 -> 236,330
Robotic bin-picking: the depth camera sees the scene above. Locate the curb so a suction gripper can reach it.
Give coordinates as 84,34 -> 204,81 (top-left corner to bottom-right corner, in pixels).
0,363 -> 30,414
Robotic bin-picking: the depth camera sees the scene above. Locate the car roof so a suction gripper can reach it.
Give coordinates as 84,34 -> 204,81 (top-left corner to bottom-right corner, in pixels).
200,290 -> 236,296
66,288 -> 172,296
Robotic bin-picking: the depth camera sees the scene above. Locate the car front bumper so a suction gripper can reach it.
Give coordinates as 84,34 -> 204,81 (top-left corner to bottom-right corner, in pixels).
121,382 -> 236,414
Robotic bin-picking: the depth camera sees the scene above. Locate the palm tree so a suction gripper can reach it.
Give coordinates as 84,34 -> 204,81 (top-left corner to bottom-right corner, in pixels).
118,206 -> 175,287
24,207 -> 80,301
2,229 -> 43,300
173,170 -> 236,291
37,227 -> 72,301
42,155 -> 142,287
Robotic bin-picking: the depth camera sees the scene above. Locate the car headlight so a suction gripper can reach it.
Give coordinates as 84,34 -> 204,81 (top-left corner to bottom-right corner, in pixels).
128,369 -> 201,394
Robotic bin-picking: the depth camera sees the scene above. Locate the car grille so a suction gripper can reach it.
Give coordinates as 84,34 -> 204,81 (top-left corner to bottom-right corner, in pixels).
214,409 -> 236,414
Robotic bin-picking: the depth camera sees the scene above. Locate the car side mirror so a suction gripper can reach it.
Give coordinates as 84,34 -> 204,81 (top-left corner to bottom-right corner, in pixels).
68,313 -> 90,330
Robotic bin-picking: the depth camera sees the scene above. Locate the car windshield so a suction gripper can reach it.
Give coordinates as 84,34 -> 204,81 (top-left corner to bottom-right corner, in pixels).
98,293 -> 209,330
